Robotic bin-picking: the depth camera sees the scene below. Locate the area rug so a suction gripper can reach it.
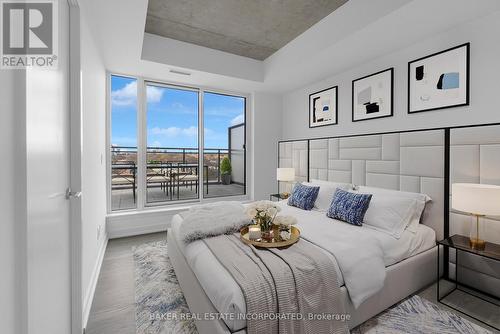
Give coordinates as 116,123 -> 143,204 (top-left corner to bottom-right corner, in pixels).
133,240 -> 197,334
133,240 -> 490,334
352,294 -> 490,334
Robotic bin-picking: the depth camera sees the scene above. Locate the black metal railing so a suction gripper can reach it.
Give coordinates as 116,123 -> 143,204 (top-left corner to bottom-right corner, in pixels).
111,146 -> 229,183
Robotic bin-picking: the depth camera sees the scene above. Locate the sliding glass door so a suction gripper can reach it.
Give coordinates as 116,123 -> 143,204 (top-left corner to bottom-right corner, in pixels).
203,92 -> 246,198
145,83 -> 199,204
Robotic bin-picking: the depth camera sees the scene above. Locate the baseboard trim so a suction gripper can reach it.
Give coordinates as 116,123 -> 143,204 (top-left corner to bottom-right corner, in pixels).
107,223 -> 167,239
82,235 -> 108,328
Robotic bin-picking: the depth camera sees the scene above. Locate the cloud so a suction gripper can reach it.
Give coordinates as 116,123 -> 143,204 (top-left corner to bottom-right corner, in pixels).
150,140 -> 162,147
146,85 -> 163,104
111,81 -> 164,107
171,102 -> 196,114
149,127 -> 220,140
111,136 -> 137,147
204,106 -> 243,117
111,81 -> 137,107
150,126 -> 198,138
230,114 -> 245,126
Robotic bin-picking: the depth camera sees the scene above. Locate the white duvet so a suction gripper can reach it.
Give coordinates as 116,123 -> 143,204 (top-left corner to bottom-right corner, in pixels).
279,204 -> 385,308
171,201 -> 435,332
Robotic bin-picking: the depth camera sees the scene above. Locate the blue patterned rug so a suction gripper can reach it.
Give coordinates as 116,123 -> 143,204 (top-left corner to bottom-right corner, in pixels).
133,240 -> 197,334
134,240 -> 490,334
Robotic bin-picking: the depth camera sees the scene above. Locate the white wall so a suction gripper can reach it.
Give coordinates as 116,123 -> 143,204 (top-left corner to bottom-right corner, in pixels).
80,10 -> 108,327
282,10 -> 500,140
252,93 -> 283,200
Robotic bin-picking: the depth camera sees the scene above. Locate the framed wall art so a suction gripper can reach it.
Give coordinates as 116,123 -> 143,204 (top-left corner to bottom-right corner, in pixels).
352,68 -> 394,122
309,86 -> 338,128
408,43 -> 469,114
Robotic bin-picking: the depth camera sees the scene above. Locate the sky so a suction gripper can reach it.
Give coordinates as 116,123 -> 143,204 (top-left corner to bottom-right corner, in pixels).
110,75 -> 245,149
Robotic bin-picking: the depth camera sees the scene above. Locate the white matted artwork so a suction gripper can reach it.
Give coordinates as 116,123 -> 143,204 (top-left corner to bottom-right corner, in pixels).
352,68 -> 393,122
408,43 -> 469,113
309,86 -> 338,128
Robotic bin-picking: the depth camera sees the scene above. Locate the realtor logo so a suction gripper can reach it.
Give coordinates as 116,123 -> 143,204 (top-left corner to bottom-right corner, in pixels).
1,0 -> 58,68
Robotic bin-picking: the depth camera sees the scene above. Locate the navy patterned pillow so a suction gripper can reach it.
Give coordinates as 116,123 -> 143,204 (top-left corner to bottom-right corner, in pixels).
287,183 -> 320,211
326,189 -> 372,226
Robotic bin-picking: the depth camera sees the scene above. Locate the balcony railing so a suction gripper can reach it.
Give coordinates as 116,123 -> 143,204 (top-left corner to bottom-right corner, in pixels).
111,145 -> 230,182
110,146 -> 244,210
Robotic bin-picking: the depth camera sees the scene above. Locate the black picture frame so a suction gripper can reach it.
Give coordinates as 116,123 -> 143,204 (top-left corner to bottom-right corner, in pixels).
352,68 -> 394,122
407,43 -> 470,114
309,85 -> 338,128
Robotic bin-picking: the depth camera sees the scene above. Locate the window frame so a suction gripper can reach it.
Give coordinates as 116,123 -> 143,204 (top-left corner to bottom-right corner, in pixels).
106,72 -> 250,214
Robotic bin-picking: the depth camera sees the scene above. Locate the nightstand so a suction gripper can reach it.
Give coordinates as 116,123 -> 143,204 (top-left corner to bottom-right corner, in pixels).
437,234 -> 500,330
269,193 -> 288,201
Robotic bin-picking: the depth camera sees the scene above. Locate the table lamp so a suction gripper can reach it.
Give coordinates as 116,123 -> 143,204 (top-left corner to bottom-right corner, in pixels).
277,168 -> 295,199
452,183 -> 500,250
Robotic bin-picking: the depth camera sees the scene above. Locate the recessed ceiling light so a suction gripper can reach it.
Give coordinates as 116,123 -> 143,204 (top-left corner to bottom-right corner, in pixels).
169,69 -> 191,76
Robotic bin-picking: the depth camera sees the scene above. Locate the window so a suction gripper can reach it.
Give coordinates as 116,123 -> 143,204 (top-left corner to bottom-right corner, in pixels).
146,84 -> 199,204
108,75 -> 247,212
110,75 -> 138,211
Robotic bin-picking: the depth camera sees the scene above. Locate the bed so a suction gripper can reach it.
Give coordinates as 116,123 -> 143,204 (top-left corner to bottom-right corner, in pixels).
167,128 -> 448,333
169,199 -> 437,333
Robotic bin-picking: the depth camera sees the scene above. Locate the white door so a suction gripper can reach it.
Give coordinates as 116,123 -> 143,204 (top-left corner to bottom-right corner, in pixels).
25,1 -> 82,333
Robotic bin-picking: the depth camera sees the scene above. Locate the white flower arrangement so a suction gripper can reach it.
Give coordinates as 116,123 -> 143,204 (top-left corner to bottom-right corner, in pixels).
245,201 -> 298,234
245,200 -> 281,227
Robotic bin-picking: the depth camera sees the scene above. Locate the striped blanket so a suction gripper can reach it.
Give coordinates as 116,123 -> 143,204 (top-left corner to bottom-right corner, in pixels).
204,235 -> 349,334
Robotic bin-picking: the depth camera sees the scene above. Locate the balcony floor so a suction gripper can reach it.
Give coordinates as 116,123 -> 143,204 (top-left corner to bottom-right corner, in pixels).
111,183 -> 245,211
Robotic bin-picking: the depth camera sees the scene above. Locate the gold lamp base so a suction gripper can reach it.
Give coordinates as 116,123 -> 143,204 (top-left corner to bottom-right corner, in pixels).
279,192 -> 290,199
469,237 -> 486,250
469,214 -> 486,250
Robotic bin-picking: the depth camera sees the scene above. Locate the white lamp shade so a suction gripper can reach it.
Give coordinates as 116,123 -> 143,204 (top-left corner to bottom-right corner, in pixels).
277,168 -> 295,182
452,183 -> 500,216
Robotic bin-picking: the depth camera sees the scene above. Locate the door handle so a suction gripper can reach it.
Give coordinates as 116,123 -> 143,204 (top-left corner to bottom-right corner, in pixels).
66,187 -> 82,199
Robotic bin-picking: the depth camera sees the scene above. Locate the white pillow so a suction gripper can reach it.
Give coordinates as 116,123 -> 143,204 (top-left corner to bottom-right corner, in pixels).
362,195 -> 418,238
356,186 -> 431,238
303,180 -> 351,212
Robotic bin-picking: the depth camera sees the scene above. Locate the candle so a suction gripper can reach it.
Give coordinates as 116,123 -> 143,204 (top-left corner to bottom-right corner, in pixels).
248,225 -> 261,240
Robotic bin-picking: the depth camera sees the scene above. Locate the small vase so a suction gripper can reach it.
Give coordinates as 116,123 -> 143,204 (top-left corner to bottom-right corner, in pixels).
257,217 -> 274,241
261,229 -> 274,241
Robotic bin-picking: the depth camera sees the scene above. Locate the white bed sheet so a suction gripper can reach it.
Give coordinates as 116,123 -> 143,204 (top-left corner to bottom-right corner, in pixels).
170,202 -> 435,332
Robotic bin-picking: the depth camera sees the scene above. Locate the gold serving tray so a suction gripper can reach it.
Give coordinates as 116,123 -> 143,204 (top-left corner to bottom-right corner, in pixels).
240,225 -> 300,248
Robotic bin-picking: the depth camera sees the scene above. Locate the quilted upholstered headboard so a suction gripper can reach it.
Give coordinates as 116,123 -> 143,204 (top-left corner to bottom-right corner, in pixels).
278,140 -> 308,185
278,129 -> 445,240
278,123 -> 500,296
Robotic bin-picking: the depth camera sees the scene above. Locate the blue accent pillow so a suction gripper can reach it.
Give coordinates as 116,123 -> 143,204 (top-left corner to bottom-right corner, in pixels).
326,189 -> 372,226
287,183 -> 320,211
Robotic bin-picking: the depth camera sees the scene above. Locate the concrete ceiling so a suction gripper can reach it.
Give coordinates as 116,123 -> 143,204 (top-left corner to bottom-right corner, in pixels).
145,0 -> 348,60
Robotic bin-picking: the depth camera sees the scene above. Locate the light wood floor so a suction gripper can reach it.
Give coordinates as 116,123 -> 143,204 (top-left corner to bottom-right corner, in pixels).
85,232 -> 167,334
86,232 -> 499,334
